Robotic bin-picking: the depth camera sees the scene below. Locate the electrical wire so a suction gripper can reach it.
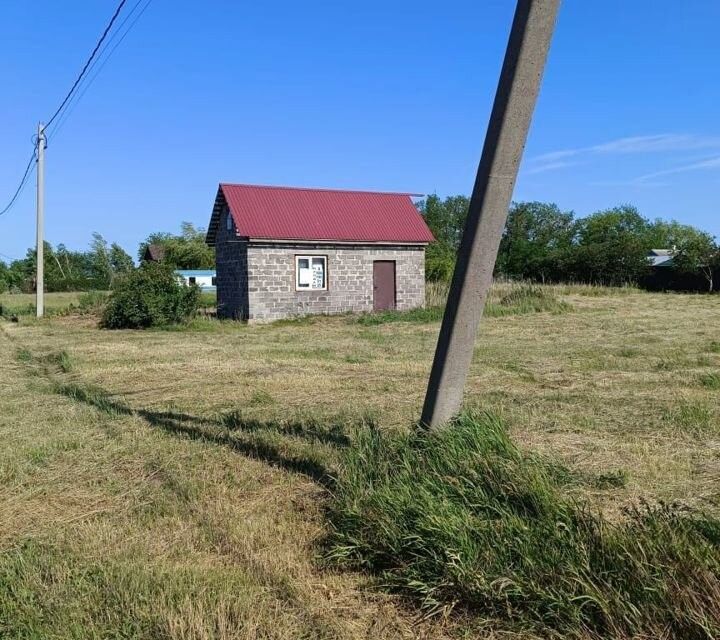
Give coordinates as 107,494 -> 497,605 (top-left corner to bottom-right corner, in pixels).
0,150 -> 37,217
1,0 -> 153,218
48,0 -> 148,139
49,0 -> 154,142
44,0 -> 129,131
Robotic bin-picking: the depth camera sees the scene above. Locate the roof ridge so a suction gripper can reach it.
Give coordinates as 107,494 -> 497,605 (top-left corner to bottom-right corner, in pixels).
220,182 -> 423,197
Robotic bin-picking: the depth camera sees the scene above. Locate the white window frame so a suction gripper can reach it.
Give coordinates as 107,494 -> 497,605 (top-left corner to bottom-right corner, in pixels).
295,255 -> 328,291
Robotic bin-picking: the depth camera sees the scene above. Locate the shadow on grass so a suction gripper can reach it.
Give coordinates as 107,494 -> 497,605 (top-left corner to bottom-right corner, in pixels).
55,382 -> 345,489
220,410 -> 351,448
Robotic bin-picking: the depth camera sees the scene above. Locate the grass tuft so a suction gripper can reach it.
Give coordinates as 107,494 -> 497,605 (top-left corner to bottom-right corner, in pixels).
618,347 -> 640,358
591,468 -> 629,489
14,347 -> 73,373
326,411 -> 720,637
40,350 -> 74,373
698,372 -> 720,389
354,306 -> 444,326
487,285 -> 572,317
665,402 -> 714,434
249,390 -> 275,406
15,348 -> 32,363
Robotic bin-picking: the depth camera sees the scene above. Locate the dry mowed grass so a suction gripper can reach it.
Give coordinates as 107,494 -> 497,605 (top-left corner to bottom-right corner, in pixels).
1,284 -> 719,638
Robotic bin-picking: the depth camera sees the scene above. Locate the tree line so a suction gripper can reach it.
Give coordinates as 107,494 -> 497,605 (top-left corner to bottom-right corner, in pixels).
0,222 -> 214,294
419,196 -> 720,291
3,207 -> 718,294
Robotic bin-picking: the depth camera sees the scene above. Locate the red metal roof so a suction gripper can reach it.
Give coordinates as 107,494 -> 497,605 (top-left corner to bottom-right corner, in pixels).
218,183 -> 434,244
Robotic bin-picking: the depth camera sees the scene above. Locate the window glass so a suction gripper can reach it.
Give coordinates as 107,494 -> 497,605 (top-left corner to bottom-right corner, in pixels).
296,256 -> 326,290
311,257 -> 325,289
297,258 -> 311,287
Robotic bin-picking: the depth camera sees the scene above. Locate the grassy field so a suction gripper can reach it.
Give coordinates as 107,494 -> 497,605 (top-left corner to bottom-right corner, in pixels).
0,291 -> 87,316
0,290 -> 216,319
1,284 -> 719,638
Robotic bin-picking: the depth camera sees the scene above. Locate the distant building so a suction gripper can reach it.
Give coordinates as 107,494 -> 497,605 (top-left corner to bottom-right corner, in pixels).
175,269 -> 216,292
648,248 -> 675,268
206,183 -> 433,322
143,243 -> 166,262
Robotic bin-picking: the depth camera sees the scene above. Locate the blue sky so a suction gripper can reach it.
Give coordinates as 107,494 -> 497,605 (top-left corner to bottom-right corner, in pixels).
1,0 -> 719,261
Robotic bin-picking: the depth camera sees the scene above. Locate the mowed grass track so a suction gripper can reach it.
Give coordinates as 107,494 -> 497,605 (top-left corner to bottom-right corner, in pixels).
1,286 -> 719,638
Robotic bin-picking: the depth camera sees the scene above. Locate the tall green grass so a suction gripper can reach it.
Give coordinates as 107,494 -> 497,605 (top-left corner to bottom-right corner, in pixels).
326,412 -> 720,638
354,285 -> 570,325
0,291 -> 108,319
489,284 -> 571,316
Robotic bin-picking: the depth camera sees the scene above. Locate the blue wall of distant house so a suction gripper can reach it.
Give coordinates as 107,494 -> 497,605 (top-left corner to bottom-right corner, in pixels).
175,269 -> 216,292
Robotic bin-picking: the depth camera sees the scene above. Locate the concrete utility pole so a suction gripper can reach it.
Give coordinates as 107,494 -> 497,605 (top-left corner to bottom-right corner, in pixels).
421,0 -> 560,429
36,123 -> 46,318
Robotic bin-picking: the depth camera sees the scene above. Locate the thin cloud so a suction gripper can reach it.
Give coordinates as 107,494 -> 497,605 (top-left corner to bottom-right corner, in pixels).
633,156 -> 720,184
524,133 -> 720,176
592,134 -> 720,154
524,160 -> 579,175
530,149 -> 579,163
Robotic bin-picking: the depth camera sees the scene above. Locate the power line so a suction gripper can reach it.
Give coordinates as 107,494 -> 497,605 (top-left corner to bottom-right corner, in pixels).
50,0 -> 154,142
0,150 -> 36,217
1,0 -> 152,219
44,0 -> 129,131
49,0 -> 148,139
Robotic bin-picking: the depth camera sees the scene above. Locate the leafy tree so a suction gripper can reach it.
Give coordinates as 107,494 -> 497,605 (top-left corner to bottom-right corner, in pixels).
138,222 -> 215,269
2,235 -> 136,292
645,219 -> 705,250
86,233 -> 135,288
496,201 -> 575,282
110,243 -> 134,278
425,241 -> 457,282
418,194 -> 470,250
571,206 -> 651,286
416,195 -> 470,281
0,261 -> 8,294
89,232 -> 113,288
101,262 -> 200,329
5,257 -> 32,292
671,230 -> 719,292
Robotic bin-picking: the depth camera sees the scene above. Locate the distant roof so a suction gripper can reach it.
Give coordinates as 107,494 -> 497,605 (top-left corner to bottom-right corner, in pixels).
648,249 -> 675,267
175,270 -> 216,276
206,183 -> 434,245
143,243 -> 165,262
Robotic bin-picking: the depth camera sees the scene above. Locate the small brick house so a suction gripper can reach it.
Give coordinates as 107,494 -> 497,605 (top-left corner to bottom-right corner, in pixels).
206,183 -> 434,322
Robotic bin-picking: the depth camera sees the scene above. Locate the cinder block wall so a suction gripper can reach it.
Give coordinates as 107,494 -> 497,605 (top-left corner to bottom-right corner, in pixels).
215,207 -> 249,319
246,243 -> 425,322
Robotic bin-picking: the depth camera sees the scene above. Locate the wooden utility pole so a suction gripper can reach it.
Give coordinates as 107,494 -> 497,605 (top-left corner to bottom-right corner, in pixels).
36,123 -> 46,318
421,0 -> 561,429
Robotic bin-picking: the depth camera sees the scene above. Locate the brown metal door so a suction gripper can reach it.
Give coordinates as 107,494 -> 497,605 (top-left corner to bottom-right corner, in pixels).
373,261 -> 396,311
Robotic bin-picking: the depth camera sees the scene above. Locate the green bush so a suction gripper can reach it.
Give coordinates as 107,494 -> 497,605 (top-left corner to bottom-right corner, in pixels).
77,290 -> 109,314
425,241 -> 456,282
490,284 -> 572,315
326,412 -> 720,638
101,263 -> 199,329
